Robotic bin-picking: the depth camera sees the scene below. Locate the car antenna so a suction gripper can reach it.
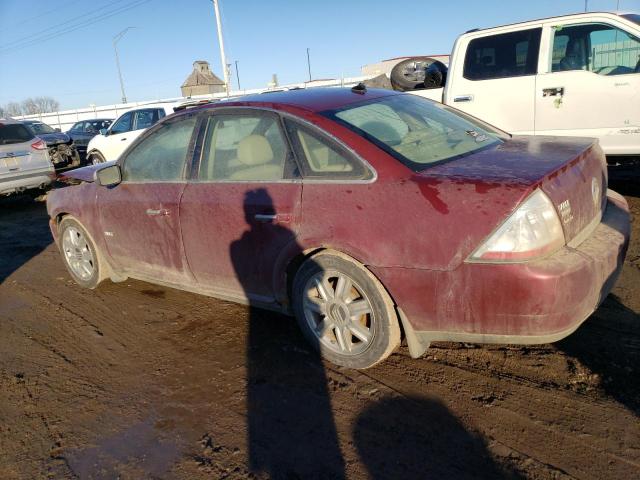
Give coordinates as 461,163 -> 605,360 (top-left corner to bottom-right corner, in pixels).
351,82 -> 367,94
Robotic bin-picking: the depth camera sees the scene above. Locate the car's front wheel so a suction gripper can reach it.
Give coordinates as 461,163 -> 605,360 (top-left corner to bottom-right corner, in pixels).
59,217 -> 105,289
292,251 -> 401,369
89,151 -> 106,164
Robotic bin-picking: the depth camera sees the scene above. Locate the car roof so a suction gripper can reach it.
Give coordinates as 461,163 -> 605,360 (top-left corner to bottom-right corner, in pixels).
0,118 -> 22,125
207,87 -> 400,113
464,11 -> 635,33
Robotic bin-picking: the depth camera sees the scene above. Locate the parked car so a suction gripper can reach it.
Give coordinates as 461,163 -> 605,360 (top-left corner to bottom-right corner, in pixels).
400,11 -> 640,160
21,120 -> 81,170
47,87 -> 630,369
66,119 -> 113,162
86,104 -> 177,163
1,118 -> 55,196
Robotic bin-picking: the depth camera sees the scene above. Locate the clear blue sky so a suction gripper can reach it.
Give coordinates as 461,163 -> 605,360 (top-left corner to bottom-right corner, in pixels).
0,0 -> 638,110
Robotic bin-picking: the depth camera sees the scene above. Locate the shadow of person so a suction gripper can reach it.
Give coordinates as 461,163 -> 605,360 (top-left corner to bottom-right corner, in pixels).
354,395 -> 524,479
557,294 -> 640,415
230,188 -> 346,479
0,195 -> 52,284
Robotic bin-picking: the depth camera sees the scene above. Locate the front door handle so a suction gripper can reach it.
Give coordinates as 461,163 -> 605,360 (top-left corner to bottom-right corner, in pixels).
453,95 -> 473,103
120,137 -> 127,141
254,213 -> 291,223
146,208 -> 170,216
542,87 -> 564,97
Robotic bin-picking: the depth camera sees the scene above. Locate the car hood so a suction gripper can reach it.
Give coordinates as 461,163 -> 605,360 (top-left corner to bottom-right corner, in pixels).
59,161 -> 116,183
37,132 -> 72,145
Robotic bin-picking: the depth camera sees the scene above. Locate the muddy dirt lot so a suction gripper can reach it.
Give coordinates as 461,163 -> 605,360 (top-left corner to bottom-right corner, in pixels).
1,169 -> 639,480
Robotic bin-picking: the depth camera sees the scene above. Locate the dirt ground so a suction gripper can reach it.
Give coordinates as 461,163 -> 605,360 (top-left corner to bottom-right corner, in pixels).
0,167 -> 639,480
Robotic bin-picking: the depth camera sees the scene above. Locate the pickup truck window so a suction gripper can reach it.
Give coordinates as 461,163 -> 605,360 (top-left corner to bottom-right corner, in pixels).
327,94 -> 504,171
463,28 -> 541,80
552,23 -> 640,76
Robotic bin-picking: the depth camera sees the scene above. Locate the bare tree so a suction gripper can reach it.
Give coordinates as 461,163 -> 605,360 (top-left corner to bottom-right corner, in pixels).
4,102 -> 23,117
21,96 -> 60,115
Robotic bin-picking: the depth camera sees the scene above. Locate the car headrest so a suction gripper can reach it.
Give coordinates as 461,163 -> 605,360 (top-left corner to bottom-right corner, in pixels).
237,135 -> 273,166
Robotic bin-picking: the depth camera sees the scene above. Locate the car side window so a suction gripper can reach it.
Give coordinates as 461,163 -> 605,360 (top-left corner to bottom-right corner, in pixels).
284,119 -> 371,180
463,28 -> 542,80
551,23 -> 640,75
134,109 -> 159,130
121,115 -> 197,182
70,122 -> 83,132
110,112 -> 133,134
199,112 -> 296,181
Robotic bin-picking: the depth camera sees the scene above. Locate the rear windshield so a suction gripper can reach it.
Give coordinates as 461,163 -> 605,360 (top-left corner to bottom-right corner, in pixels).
324,94 -> 505,171
621,14 -> 640,26
0,124 -> 34,145
25,122 -> 56,134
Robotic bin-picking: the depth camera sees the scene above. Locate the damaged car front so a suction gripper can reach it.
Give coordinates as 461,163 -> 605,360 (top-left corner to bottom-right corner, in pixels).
21,120 -> 81,171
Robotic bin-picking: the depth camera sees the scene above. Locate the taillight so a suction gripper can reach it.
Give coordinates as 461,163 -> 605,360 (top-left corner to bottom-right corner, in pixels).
468,189 -> 565,263
31,138 -> 47,150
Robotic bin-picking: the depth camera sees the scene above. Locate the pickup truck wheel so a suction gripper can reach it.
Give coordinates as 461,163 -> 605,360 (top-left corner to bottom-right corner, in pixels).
292,252 -> 401,369
390,57 -> 435,91
89,151 -> 106,164
58,217 -> 106,289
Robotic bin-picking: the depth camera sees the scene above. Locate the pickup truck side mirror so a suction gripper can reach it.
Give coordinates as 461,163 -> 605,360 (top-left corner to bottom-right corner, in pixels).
99,128 -> 109,136
96,164 -> 121,187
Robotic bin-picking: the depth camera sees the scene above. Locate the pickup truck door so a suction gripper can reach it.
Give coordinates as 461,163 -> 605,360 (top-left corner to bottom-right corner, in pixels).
534,20 -> 640,156
444,27 -> 542,134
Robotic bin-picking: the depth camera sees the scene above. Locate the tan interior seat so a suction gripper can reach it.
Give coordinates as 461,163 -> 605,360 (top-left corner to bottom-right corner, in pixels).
229,134 -> 282,181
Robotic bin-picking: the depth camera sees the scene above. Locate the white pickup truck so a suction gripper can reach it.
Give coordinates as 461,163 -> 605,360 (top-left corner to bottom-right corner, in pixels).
406,11 -> 640,159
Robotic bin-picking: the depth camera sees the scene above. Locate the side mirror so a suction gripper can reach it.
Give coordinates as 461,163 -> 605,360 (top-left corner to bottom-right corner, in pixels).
96,164 -> 122,187
99,128 -> 108,136
54,128 -> 61,132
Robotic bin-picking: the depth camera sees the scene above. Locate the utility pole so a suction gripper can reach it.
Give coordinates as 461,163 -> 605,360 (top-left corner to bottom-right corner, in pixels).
235,60 -> 241,90
113,27 -> 134,104
306,47 -> 312,82
212,0 -> 230,97
584,0 -> 588,12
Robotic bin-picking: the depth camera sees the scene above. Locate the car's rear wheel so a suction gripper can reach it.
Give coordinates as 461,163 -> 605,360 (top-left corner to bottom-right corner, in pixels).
59,217 -> 105,289
292,251 -> 401,369
89,151 -> 106,164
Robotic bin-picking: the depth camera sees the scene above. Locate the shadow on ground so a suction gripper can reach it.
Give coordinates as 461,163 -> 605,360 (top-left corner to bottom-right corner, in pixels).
0,195 -> 52,284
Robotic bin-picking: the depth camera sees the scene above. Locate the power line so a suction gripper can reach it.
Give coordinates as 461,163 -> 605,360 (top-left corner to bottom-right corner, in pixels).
0,0 -> 152,55
2,0 -> 130,50
12,0 -> 85,28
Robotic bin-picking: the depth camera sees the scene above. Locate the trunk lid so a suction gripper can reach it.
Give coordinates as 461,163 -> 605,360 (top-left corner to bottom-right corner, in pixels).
421,135 -> 607,244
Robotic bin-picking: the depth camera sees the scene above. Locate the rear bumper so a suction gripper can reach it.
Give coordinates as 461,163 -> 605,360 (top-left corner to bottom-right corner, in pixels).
373,190 -> 630,352
0,168 -> 55,195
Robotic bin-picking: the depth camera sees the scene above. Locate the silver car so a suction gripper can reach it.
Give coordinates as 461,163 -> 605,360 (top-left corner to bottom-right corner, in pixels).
0,118 -> 55,196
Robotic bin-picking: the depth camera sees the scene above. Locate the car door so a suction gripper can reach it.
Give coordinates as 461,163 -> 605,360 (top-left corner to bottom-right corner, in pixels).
445,27 -> 542,134
535,20 -> 640,155
180,109 -> 302,303
103,111 -> 134,161
97,113 -> 199,284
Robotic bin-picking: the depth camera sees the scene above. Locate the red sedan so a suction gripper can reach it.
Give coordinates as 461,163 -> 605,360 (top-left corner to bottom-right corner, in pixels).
47,87 -> 630,369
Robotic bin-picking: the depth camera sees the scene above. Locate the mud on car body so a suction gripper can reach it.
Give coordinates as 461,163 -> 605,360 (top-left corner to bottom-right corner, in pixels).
21,120 -> 81,171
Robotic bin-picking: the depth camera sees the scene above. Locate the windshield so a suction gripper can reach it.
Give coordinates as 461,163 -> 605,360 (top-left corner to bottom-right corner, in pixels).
621,14 -> 640,26
325,94 -> 505,171
25,122 -> 56,134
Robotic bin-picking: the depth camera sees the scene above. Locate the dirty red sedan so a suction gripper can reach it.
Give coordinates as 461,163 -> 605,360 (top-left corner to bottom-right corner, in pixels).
47,87 -> 630,369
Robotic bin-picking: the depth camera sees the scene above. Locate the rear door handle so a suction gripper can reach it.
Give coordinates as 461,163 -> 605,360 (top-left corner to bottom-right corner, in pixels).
146,208 -> 170,216
542,87 -> 564,97
454,95 -> 473,102
254,213 -> 291,223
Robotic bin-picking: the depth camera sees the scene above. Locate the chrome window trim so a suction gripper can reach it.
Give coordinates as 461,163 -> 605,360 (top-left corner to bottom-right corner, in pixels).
194,105 -> 378,185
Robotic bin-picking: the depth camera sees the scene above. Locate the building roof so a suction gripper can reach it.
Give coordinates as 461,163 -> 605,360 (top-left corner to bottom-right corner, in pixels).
181,62 -> 225,88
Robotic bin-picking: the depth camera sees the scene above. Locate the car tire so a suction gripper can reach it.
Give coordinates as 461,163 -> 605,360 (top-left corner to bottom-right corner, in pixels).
58,217 -> 107,289
89,151 -> 106,164
292,251 -> 401,369
389,57 -> 436,91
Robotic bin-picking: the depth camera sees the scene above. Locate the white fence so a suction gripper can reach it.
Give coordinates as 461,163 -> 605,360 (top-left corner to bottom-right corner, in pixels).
15,76 -> 370,132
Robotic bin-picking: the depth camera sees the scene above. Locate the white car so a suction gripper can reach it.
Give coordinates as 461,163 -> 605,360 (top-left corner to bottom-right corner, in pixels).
0,118 -> 55,196
86,103 -> 178,163
408,11 -> 640,158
